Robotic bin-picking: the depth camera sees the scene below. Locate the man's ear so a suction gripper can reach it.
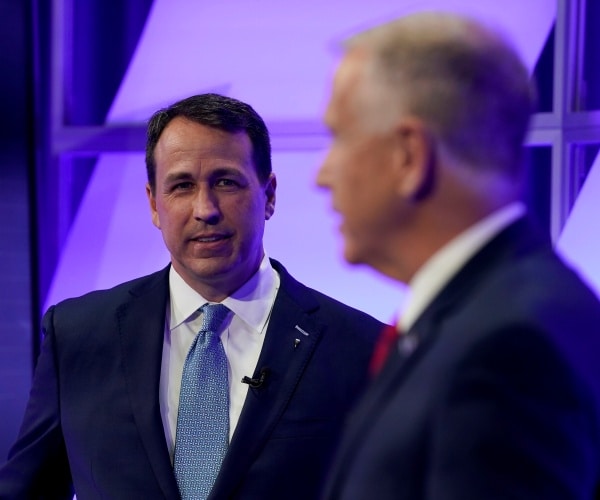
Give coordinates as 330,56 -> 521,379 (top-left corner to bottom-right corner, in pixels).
392,118 -> 436,201
264,173 -> 277,220
146,183 -> 161,229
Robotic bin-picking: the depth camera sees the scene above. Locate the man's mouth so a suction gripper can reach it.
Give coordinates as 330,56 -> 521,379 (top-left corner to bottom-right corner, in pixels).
196,236 -> 223,242
192,233 -> 231,243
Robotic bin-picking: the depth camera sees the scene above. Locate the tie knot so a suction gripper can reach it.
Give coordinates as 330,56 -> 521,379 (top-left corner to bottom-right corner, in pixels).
200,303 -> 230,333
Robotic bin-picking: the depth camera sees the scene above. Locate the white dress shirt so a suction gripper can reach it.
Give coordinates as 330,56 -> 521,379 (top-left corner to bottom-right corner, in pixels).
399,202 -> 526,333
159,255 -> 280,461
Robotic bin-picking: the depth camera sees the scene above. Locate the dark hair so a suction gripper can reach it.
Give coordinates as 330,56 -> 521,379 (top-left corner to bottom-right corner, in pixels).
145,93 -> 272,193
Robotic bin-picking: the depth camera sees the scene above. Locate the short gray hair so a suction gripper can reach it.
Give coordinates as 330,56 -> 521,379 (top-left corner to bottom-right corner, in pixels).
345,12 -> 536,177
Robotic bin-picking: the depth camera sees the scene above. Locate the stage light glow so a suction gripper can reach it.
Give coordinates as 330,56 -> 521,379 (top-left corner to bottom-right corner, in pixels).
46,0 -> 556,321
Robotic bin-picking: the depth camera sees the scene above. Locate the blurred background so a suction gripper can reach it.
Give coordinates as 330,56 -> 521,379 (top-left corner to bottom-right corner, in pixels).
1,0 -> 599,460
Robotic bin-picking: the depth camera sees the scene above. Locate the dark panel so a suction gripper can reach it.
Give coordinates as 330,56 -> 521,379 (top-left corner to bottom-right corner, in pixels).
584,0 -> 600,110
522,146 -> 552,233
0,0 -> 35,459
531,25 -> 554,113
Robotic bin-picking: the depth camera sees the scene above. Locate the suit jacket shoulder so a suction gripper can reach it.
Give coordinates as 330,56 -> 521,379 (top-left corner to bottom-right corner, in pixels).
0,265 -> 178,499
46,266 -> 169,332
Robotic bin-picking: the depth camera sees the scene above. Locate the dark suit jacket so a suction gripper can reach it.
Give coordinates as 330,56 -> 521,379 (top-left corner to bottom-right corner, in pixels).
0,259 -> 382,499
324,218 -> 600,499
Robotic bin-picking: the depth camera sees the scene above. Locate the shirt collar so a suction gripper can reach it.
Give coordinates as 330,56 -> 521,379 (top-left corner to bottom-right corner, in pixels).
399,202 -> 526,332
168,254 -> 280,334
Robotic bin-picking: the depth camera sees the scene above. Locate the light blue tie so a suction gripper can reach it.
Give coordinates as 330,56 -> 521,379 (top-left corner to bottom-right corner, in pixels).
174,303 -> 230,499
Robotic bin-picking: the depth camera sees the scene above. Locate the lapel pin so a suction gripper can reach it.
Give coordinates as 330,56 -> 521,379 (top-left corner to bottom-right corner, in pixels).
294,325 -> 310,336
398,332 -> 419,356
294,338 -> 301,349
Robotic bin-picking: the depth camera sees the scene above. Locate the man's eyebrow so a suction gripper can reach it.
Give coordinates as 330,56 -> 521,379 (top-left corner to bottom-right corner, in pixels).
163,167 -> 248,184
210,167 -> 246,177
164,171 -> 194,184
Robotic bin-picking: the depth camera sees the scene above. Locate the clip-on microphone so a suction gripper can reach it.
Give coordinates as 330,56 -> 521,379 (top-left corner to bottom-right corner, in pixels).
241,367 -> 269,388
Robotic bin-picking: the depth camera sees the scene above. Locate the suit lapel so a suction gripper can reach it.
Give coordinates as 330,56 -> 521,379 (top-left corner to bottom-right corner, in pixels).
324,315 -> 438,498
326,217 -> 550,495
211,260 -> 323,498
117,267 -> 181,500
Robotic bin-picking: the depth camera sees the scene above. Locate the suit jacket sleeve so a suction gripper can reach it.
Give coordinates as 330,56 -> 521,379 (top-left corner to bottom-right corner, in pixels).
0,306 -> 74,499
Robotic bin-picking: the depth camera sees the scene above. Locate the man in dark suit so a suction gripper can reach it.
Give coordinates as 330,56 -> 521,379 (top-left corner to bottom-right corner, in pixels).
317,12 -> 600,499
0,93 -> 383,499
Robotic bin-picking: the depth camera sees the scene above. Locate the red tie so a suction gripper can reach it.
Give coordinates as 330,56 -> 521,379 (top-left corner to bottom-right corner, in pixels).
369,324 -> 400,378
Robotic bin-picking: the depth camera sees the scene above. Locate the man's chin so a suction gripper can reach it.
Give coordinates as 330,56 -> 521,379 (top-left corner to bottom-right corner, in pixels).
175,258 -> 231,281
342,244 -> 365,266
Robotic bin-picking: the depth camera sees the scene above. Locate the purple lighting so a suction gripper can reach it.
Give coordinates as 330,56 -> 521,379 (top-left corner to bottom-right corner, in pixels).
558,153 -> 600,297
46,0 -> 556,322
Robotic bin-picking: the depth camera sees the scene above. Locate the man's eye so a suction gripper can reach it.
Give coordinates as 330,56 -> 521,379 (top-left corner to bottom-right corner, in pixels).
215,178 -> 239,188
173,182 -> 194,191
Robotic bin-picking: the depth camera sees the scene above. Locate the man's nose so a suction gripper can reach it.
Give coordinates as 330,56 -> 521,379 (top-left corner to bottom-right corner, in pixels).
316,156 -> 333,189
193,187 -> 220,224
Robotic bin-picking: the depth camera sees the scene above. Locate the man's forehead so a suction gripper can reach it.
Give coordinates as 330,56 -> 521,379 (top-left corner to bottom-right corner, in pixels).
335,51 -> 367,90
327,51 -> 371,126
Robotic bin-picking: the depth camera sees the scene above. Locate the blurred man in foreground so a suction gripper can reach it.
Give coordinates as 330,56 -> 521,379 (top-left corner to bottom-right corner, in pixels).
317,12 -> 600,499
